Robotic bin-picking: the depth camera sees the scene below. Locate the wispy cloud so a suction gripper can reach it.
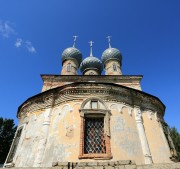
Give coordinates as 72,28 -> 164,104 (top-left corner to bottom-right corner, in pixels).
25,41 -> 36,53
15,38 -> 23,47
0,21 -> 15,38
0,20 -> 36,54
15,38 -> 36,53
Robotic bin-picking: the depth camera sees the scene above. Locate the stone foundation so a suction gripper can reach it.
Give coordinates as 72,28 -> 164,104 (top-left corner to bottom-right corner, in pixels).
52,161 -> 180,169
5,161 -> 180,169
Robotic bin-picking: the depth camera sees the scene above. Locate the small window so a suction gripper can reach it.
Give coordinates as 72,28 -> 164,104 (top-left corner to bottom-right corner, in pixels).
91,100 -> 98,109
66,63 -> 71,72
113,64 -> 117,72
84,117 -> 106,154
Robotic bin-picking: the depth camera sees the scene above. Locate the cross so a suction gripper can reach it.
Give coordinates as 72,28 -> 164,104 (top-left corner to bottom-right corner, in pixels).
73,35 -> 78,47
106,36 -> 112,48
88,41 -> 94,56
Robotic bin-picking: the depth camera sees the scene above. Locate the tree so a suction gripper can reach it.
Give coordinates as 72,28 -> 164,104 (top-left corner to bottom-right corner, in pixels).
0,117 -> 17,164
170,126 -> 180,161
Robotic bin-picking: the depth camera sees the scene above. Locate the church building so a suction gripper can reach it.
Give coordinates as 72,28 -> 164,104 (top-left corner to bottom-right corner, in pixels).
4,36 -> 177,167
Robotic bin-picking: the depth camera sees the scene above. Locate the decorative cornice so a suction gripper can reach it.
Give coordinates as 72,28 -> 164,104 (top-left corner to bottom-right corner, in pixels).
41,75 -> 142,92
41,75 -> 142,83
17,82 -> 165,118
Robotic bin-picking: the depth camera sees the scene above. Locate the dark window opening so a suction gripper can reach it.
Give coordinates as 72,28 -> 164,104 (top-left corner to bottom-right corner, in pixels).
113,64 -> 117,72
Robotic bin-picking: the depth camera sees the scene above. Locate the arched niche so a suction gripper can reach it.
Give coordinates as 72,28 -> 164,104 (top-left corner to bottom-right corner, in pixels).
80,97 -> 108,110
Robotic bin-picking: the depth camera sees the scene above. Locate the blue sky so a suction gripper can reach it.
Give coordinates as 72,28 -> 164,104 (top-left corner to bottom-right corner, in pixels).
0,0 -> 180,131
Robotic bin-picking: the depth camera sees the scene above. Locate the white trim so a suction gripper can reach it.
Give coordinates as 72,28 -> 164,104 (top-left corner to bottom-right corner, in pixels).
134,107 -> 153,164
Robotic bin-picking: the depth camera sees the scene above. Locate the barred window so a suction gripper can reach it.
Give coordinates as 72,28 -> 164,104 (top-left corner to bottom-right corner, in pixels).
79,97 -> 112,159
84,117 -> 106,154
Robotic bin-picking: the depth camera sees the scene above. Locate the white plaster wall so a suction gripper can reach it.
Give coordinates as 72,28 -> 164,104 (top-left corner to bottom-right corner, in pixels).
109,103 -> 144,164
142,111 -> 172,163
42,102 -> 81,166
13,100 -> 170,167
15,112 -> 45,167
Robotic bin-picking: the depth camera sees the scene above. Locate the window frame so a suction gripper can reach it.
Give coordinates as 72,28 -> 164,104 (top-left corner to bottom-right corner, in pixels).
4,124 -> 26,167
66,63 -> 71,72
91,100 -> 98,109
79,98 -> 112,159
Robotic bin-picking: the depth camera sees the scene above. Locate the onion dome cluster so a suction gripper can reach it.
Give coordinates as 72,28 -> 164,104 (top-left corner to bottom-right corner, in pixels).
61,37 -> 122,74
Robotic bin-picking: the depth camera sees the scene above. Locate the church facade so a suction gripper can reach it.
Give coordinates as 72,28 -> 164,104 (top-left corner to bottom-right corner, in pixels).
4,37 -> 177,167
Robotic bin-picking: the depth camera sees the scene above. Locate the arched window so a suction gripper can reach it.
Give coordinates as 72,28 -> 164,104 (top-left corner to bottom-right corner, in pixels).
66,63 -> 71,72
79,98 -> 112,159
113,64 -> 117,72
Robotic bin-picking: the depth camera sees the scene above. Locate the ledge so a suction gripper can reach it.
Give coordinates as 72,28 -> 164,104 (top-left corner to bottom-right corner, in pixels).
4,161 -> 180,169
41,74 -> 143,83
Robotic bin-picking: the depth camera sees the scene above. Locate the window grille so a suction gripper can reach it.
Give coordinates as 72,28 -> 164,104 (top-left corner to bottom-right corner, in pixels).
84,117 -> 106,154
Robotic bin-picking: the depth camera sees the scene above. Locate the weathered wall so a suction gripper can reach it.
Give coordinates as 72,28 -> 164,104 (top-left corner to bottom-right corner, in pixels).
105,60 -> 122,75
42,102 -> 81,166
8,98 -> 170,167
15,110 -> 45,167
12,101 -> 146,167
61,60 -> 78,75
42,102 -> 144,166
42,102 -> 145,165
41,76 -> 142,93
109,103 -> 144,164
142,111 -> 172,163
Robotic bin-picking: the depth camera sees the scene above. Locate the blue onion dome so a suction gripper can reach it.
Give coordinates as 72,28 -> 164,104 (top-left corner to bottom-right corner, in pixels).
80,56 -> 103,74
62,47 -> 82,67
101,47 -> 122,66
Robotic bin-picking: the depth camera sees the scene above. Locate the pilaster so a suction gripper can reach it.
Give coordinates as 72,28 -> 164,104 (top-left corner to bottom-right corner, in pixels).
134,107 -> 153,164
33,98 -> 54,167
